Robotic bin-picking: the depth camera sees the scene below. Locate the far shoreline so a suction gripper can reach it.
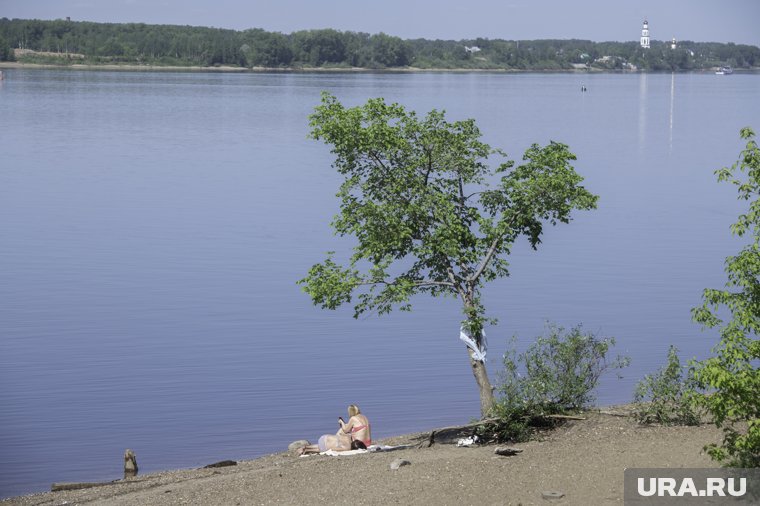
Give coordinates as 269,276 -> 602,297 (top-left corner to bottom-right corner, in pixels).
3,61 -> 756,74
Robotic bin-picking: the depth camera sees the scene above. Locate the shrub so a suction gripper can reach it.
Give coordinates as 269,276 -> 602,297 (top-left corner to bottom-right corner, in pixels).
690,127 -> 760,467
485,323 -> 629,442
500,323 -> 629,413
633,345 -> 700,426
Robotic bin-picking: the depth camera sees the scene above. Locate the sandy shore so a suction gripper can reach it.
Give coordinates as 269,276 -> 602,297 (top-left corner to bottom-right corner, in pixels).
2,408 -> 723,506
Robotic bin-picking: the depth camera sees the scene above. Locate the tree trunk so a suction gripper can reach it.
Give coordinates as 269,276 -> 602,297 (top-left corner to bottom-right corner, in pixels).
461,294 -> 496,417
468,348 -> 495,417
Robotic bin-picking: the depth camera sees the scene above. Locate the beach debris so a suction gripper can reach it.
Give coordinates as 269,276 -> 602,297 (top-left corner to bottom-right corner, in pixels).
288,440 -> 311,451
541,491 -> 565,501
428,421 -> 488,446
545,414 -> 586,421
369,444 -> 414,452
51,481 -> 116,492
203,460 -> 237,469
390,458 -> 411,470
124,449 -> 138,479
456,435 -> 479,447
494,447 -> 523,456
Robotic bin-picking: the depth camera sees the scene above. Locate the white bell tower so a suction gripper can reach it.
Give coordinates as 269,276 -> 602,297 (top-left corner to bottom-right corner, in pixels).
640,20 -> 650,49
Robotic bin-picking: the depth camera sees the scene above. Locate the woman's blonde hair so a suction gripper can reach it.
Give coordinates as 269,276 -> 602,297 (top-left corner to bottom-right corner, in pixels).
348,404 -> 361,417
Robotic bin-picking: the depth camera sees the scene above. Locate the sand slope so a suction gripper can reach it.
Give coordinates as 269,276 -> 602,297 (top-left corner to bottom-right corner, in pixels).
2,410 -> 722,506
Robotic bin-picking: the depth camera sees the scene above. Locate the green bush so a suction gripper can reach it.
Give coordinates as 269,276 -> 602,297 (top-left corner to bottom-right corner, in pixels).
485,323 -> 629,442
633,345 -> 700,426
690,127 -> 760,468
483,402 -> 555,443
500,323 -> 629,413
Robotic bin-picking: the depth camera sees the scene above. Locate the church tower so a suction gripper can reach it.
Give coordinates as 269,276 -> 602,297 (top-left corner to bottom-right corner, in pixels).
640,20 -> 650,49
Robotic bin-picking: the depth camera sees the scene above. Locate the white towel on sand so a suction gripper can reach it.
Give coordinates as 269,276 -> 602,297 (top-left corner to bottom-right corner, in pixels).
322,448 -> 368,456
299,444 -> 413,457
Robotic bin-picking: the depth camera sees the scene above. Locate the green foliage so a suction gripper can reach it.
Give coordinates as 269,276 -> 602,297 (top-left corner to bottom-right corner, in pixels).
241,29 -> 292,67
299,93 -> 597,413
366,33 -> 412,68
633,346 -> 700,426
0,33 -> 13,61
300,92 -> 597,323
690,127 -> 760,467
482,403 -> 552,443
0,18 -> 757,69
481,324 -> 628,442
498,324 -> 630,414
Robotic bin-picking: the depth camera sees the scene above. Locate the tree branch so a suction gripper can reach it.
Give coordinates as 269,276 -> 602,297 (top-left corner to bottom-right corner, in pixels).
463,191 -> 486,201
356,279 -> 455,288
424,149 -> 433,186
413,280 -> 456,287
468,213 -> 519,283
469,235 -> 502,283
367,150 -> 390,172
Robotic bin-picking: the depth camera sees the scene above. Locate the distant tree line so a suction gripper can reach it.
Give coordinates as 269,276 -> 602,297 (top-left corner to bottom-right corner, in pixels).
1,18 -> 758,71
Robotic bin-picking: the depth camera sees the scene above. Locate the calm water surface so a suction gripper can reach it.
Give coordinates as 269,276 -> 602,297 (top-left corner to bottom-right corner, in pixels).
1,69 -> 759,497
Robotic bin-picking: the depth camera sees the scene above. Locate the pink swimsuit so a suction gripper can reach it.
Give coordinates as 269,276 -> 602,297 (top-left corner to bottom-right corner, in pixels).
351,424 -> 371,447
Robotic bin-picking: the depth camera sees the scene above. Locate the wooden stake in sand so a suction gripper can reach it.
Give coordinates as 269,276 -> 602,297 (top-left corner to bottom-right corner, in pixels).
124,449 -> 138,479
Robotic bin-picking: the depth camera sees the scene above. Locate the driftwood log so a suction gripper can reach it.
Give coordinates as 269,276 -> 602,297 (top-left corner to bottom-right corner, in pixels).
51,449 -> 139,492
544,414 -> 586,421
425,413 -> 585,447
51,481 -> 117,492
203,460 -> 237,469
426,418 -> 499,446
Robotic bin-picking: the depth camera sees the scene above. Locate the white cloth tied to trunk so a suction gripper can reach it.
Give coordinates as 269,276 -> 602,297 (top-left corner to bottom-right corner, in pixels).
459,327 -> 487,362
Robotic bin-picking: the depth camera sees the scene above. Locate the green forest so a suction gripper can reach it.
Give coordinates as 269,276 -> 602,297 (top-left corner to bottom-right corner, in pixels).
1,18 -> 758,71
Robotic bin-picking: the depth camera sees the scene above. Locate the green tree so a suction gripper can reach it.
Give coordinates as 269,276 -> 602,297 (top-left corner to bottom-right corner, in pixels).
241,29 -> 292,67
299,93 -> 598,416
0,34 -> 13,61
368,33 -> 411,67
691,127 -> 760,467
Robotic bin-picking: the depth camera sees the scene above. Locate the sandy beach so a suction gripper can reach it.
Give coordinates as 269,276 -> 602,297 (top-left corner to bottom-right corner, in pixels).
2,408 -> 723,506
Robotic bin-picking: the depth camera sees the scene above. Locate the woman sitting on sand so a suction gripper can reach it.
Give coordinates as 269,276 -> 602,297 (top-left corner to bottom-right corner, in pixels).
299,404 -> 371,455
339,404 -> 371,448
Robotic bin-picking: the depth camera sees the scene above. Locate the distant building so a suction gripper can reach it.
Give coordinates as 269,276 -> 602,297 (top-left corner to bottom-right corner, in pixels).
640,20 -> 650,49
671,37 -> 677,49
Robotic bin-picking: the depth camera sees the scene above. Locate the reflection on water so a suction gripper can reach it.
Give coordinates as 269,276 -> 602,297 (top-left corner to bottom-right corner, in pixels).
638,72 -> 648,151
669,72 -> 676,153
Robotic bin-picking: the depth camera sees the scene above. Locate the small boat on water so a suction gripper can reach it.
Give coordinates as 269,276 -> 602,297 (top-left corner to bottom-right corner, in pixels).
715,66 -> 733,75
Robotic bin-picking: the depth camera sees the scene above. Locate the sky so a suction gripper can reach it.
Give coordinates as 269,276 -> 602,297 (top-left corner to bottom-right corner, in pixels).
1,0 -> 759,46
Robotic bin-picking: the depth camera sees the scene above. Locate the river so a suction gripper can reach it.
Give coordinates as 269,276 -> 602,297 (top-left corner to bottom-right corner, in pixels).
1,69 -> 758,497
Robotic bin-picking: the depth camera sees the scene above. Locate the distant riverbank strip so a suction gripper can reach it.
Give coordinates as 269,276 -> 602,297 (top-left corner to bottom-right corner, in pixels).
1,18 -> 759,73
3,61 -> 756,74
